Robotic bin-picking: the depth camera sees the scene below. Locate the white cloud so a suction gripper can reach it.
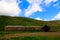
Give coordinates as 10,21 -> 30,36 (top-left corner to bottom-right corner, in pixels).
53,2 -> 60,9
35,18 -> 42,20
43,19 -> 51,21
35,18 -> 52,21
17,0 -> 22,4
24,0 -> 43,17
24,0 -> 58,17
53,3 -> 59,7
44,0 -> 58,6
0,0 -> 21,16
27,0 -> 43,4
25,3 -> 43,17
51,12 -> 60,20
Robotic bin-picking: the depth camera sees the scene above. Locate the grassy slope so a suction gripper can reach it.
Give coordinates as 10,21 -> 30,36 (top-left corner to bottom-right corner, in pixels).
0,16 -> 60,31
0,15 -> 45,26
8,36 -> 60,40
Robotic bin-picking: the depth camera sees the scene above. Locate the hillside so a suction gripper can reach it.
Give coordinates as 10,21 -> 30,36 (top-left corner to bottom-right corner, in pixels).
0,15 -> 60,31
0,15 -> 45,26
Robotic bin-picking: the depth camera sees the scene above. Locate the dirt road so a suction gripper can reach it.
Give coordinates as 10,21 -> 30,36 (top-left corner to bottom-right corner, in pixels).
4,32 -> 60,39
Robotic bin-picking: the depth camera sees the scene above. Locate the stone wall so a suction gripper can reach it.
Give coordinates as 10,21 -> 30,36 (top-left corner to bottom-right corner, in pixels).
4,26 -> 41,31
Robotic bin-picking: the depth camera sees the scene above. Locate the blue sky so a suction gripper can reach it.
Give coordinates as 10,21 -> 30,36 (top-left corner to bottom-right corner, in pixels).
0,0 -> 60,21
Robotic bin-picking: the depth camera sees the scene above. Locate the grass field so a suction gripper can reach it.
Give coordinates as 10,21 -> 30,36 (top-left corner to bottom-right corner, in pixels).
0,31 -> 60,40
0,16 -> 60,40
0,31 -> 4,37
4,30 -> 42,34
4,32 -> 60,40
5,36 -> 60,40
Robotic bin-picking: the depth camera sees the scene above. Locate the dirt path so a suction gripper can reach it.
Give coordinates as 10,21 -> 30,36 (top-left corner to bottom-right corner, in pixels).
4,32 -> 60,39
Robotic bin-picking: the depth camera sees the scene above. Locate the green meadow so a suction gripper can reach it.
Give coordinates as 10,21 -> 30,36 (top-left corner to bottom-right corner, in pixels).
6,36 -> 60,40
0,16 -> 60,40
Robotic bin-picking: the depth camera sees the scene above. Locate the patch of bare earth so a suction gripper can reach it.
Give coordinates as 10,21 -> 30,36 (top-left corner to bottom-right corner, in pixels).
4,32 -> 60,39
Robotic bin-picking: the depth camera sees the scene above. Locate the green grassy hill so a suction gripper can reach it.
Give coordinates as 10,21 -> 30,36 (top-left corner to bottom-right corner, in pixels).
0,16 -> 60,31
0,16 -> 45,26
